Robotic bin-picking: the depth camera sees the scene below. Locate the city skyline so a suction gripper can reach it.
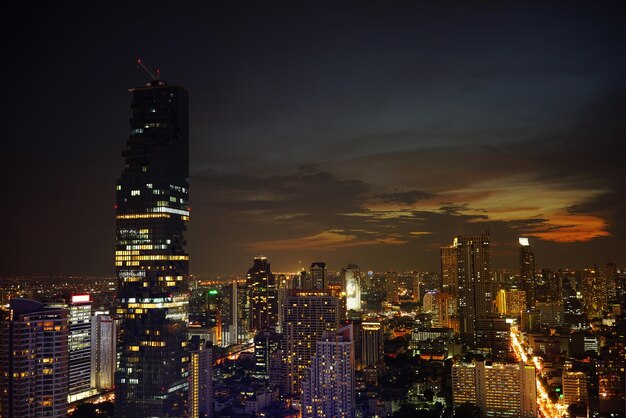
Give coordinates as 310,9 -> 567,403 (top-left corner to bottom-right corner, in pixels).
3,1 -> 624,276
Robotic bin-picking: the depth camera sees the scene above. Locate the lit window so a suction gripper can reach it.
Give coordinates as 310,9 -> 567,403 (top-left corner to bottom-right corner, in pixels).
131,190 -> 140,196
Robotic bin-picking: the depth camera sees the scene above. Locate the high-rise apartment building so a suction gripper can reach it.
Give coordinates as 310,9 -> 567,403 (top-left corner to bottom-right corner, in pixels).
519,237 -> 536,311
188,336 -> 213,418
247,256 -> 278,332
582,266 -> 607,319
91,312 -> 117,391
440,244 -> 458,296
452,360 -> 536,417
453,233 -> 493,343
115,77 -> 190,417
474,316 -> 511,358
301,324 -> 355,418
281,290 -> 340,395
0,299 -> 69,418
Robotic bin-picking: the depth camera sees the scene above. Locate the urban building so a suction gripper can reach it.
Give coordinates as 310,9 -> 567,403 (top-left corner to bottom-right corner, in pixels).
535,301 -> 564,327
281,290 -> 340,395
452,232 -> 493,343
301,324 -> 355,418
582,266 -> 607,319
519,237 -> 536,311
115,77 -> 190,417
361,321 -> 384,369
310,262 -> 327,290
440,244 -> 458,296
188,336 -> 213,418
452,360 -> 536,417
44,294 -> 94,402
254,328 -> 281,378
221,280 -> 249,346
562,362 -> 587,407
247,256 -> 278,332
343,264 -> 362,311
91,311 -> 116,391
474,316 -> 511,358
0,299 -> 69,418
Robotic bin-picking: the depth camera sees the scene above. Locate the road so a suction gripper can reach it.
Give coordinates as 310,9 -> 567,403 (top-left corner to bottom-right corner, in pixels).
510,326 -> 564,418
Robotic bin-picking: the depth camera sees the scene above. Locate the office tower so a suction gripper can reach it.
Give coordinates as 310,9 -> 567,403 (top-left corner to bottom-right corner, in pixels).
453,232 -> 492,343
519,237 -> 536,311
281,290 -> 340,395
247,256 -> 278,332
495,288 -> 507,315
302,324 -> 355,418
67,295 -> 92,402
91,312 -> 117,390
0,299 -> 69,418
254,328 -> 281,378
221,281 -> 249,345
440,244 -> 458,296
361,321 -> 384,368
310,262 -> 327,290
535,301 -> 564,327
384,271 -> 399,304
562,362 -> 588,407
474,316 -> 510,358
452,360 -> 536,417
343,264 -> 361,311
602,262 -> 618,303
582,266 -> 607,319
44,294 -> 93,402
115,77 -> 190,417
504,288 -> 526,318
188,336 -> 213,418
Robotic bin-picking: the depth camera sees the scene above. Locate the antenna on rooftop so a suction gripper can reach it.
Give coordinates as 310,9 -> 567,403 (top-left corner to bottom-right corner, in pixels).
136,58 -> 159,80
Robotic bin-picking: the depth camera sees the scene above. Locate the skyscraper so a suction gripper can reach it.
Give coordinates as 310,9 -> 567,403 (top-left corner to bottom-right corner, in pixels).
360,321 -> 384,369
281,290 -> 340,395
582,266 -> 607,319
440,244 -> 458,296
67,294 -> 93,402
253,328 -> 281,378
301,324 -> 356,418
247,256 -> 278,332
453,232 -> 493,343
0,299 -> 69,418
519,237 -> 536,311
188,337 -> 213,418
91,312 -> 117,391
310,261 -> 327,290
115,77 -> 190,417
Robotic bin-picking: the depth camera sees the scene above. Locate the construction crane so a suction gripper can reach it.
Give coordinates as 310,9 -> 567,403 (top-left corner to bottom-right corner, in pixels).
136,58 -> 160,80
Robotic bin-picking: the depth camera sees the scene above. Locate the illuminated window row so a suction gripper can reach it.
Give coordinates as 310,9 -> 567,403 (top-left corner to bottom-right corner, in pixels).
116,213 -> 171,220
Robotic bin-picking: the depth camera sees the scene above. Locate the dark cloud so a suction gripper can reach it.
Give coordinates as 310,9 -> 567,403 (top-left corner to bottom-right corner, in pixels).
378,190 -> 434,205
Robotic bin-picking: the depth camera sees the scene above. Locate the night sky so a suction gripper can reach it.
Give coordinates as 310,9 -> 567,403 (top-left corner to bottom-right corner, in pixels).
2,1 -> 624,276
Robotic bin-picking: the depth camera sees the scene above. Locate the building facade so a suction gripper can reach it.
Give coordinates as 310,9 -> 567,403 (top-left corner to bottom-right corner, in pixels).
188,337 -> 213,418
247,256 -> 278,332
452,360 -> 536,417
115,78 -> 190,417
281,291 -> 340,395
519,237 -> 536,311
301,324 -> 355,418
0,299 -> 69,418
453,233 -> 493,343
91,312 -> 117,391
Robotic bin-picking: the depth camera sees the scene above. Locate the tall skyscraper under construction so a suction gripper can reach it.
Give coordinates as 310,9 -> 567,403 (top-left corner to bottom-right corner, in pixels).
115,73 -> 190,417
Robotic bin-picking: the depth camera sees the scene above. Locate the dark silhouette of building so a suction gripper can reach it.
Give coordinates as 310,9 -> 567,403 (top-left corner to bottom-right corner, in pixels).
453,232 -> 493,343
310,262 -> 327,290
247,256 -> 278,332
115,77 -> 190,417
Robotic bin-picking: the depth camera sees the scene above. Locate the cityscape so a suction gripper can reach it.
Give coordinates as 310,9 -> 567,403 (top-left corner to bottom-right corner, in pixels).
1,2 -> 624,418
